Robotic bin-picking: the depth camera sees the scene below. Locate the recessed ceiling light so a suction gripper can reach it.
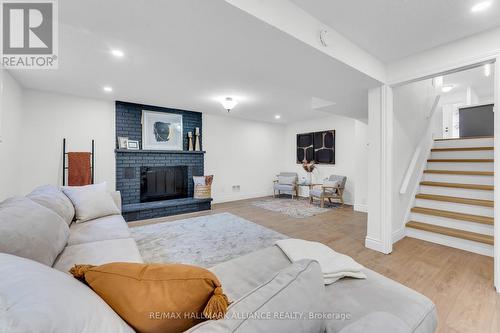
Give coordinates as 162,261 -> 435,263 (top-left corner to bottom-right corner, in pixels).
471,1 -> 492,12
442,85 -> 455,93
484,63 -> 491,77
275,115 -> 281,119
110,49 -> 124,58
103,86 -> 113,92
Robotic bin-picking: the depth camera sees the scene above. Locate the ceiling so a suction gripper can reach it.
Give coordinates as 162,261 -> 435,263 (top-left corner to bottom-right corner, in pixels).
8,0 -> 380,124
291,0 -> 500,62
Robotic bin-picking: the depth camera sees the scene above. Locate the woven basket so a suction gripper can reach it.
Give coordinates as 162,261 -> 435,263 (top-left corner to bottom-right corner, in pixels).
194,185 -> 212,199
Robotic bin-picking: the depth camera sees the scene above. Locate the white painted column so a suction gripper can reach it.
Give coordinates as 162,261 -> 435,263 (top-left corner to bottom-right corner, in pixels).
366,85 -> 393,254
494,58 -> 500,293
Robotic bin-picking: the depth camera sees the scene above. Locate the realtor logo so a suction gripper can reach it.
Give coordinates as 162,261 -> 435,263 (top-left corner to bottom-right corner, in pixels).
1,0 -> 58,69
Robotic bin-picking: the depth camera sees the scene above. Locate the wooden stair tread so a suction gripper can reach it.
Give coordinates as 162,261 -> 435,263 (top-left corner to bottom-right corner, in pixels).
434,136 -> 494,141
406,221 -> 494,245
420,181 -> 493,190
411,207 -> 493,225
423,170 -> 493,176
427,159 -> 493,163
415,194 -> 494,207
431,147 -> 493,152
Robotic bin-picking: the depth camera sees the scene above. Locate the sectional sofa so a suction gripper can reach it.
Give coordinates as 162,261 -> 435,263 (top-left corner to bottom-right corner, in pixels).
0,185 -> 437,332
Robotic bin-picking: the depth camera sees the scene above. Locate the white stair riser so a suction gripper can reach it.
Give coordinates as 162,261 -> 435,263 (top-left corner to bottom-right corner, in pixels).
422,173 -> 493,185
433,138 -> 494,148
431,150 -> 493,159
414,199 -> 493,217
427,161 -> 493,171
419,185 -> 494,200
410,213 -> 493,235
405,228 -> 493,257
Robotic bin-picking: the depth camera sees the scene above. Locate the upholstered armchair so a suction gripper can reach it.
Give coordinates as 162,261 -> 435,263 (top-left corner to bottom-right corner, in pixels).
273,172 -> 299,199
309,175 -> 347,207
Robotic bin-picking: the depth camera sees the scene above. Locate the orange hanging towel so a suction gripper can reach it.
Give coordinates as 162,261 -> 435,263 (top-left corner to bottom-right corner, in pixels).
67,152 -> 92,186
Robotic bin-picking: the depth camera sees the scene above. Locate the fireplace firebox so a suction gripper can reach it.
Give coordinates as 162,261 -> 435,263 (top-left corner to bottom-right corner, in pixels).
140,166 -> 188,203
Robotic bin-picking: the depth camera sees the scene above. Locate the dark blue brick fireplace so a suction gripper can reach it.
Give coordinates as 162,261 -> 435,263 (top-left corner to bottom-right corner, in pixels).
115,101 -> 211,222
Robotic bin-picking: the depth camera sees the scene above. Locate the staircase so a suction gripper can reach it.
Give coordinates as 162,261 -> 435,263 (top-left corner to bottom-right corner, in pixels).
405,136 -> 494,257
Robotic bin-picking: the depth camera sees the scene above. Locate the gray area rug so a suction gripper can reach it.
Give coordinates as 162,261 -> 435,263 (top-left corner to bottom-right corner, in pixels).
251,198 -> 334,218
130,212 -> 288,267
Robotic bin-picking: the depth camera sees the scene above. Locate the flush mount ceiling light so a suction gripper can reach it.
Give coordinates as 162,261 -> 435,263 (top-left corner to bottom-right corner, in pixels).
484,63 -> 492,77
110,49 -> 124,58
442,85 -> 455,93
471,1 -> 492,12
103,86 -> 113,92
220,97 -> 238,112
275,115 -> 281,120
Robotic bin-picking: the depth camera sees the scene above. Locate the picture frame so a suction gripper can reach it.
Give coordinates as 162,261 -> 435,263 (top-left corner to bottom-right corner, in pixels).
127,140 -> 140,150
296,130 -> 335,164
142,110 -> 183,150
117,136 -> 129,149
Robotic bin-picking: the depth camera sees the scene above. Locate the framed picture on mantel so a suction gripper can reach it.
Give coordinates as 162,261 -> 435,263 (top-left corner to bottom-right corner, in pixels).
142,110 -> 183,150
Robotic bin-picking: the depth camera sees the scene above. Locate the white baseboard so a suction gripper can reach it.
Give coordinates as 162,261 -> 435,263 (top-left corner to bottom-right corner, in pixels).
365,236 -> 391,254
392,227 -> 406,243
354,204 -> 368,213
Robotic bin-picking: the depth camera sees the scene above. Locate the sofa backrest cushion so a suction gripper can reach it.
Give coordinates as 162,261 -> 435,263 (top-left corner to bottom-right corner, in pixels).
0,253 -> 134,333
0,197 -> 69,266
62,182 -> 120,223
187,260 -> 327,333
27,184 -> 75,225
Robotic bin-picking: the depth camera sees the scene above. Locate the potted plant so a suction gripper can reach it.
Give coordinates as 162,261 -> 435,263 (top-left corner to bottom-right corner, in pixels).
302,160 -> 316,185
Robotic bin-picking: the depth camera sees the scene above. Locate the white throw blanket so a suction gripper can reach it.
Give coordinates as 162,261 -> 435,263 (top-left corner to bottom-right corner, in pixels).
276,239 -> 367,285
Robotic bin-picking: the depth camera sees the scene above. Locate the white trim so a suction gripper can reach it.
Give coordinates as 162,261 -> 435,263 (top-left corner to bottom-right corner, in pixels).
354,204 -> 368,213
494,56 -> 500,292
392,226 -> 406,243
380,86 -> 394,253
364,236 -> 387,253
406,228 -> 493,257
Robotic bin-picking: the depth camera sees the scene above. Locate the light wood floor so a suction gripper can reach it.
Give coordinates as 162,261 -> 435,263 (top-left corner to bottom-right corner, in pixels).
131,197 -> 499,333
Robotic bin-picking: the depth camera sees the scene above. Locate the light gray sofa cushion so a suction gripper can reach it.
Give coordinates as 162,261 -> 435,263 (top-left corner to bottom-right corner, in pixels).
0,253 -> 134,333
67,214 -> 130,246
27,185 -> 75,225
328,312 -> 410,333
53,238 -> 143,273
210,246 -> 437,333
62,183 -> 120,223
189,260 -> 326,333
0,197 -> 69,266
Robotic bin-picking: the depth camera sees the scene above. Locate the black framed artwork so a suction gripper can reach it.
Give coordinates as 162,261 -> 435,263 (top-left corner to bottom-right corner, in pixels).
296,130 -> 335,164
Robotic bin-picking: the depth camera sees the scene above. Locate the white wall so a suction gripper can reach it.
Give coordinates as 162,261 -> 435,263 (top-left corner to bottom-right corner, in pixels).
354,120 -> 369,211
392,79 -> 439,239
282,114 -> 368,208
203,114 -> 286,203
18,90 -> 115,194
0,70 -> 24,201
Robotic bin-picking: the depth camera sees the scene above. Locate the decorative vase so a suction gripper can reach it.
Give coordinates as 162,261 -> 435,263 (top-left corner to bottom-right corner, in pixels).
306,172 -> 312,185
194,127 -> 201,151
188,132 -> 194,151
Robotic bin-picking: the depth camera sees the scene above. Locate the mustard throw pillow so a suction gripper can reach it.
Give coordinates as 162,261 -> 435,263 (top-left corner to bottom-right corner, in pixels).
70,262 -> 230,333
